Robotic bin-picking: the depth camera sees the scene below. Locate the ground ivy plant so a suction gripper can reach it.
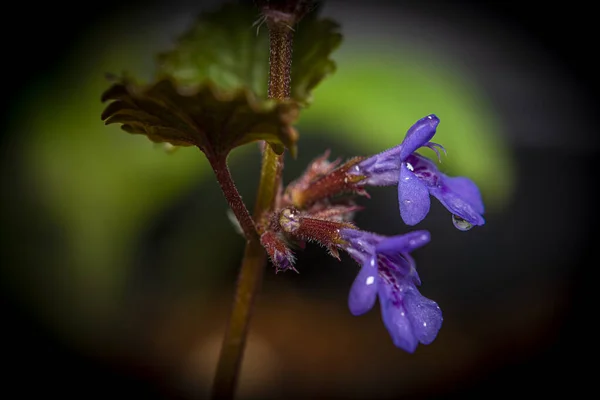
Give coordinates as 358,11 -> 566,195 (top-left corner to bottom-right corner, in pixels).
101,1 -> 485,398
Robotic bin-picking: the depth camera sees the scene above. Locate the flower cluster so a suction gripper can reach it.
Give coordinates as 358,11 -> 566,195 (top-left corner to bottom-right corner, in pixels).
261,114 -> 484,352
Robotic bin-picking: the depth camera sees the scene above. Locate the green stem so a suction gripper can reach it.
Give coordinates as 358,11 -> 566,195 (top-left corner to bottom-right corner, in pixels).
210,240 -> 266,399
210,20 -> 294,400
253,145 -> 283,223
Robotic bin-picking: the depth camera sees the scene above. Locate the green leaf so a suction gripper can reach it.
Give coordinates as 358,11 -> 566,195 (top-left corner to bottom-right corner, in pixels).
156,2 -> 342,105
291,14 -> 342,105
101,2 -> 341,158
157,3 -> 270,98
101,78 -> 299,158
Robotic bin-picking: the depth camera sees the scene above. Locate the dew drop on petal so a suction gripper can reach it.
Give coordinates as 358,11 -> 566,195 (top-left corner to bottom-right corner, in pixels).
452,214 -> 473,231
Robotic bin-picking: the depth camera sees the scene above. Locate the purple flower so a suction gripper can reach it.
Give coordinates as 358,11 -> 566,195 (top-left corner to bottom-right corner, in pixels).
340,228 -> 442,353
352,114 -> 485,230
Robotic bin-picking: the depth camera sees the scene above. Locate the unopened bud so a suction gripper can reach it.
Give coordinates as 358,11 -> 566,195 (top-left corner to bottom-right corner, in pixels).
260,230 -> 297,273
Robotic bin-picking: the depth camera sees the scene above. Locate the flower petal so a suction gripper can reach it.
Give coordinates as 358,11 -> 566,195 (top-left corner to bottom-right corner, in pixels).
441,176 -> 485,214
407,154 -> 485,226
375,230 -> 431,254
356,149 -> 402,186
429,179 -> 485,226
399,114 -> 440,161
399,253 -> 422,286
403,285 -> 443,345
398,163 -> 431,225
348,256 -> 379,316
405,154 -> 441,187
378,284 -> 418,352
377,250 -> 424,287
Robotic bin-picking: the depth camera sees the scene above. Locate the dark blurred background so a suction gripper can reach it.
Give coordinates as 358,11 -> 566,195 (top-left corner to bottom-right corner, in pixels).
1,0 -> 597,399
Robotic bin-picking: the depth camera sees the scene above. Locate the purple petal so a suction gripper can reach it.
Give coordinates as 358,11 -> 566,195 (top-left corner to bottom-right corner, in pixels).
441,176 -> 485,214
348,256 -> 378,316
356,149 -> 402,187
339,228 -> 367,242
378,253 -> 413,283
339,228 -> 380,266
378,284 -> 418,352
398,163 -> 431,225
375,230 -> 431,254
399,114 -> 440,161
273,250 -> 297,273
378,252 -> 422,286
403,285 -> 443,345
407,154 -> 485,226
405,154 -> 442,187
400,253 -> 421,286
429,178 -> 485,226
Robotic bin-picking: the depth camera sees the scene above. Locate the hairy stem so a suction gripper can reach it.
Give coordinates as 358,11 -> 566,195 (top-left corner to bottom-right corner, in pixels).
210,157 -> 258,242
210,21 -> 294,400
253,22 -> 294,224
267,23 -> 293,100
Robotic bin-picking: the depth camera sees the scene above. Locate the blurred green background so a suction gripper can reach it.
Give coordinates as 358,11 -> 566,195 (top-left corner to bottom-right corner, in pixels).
1,0 -> 595,399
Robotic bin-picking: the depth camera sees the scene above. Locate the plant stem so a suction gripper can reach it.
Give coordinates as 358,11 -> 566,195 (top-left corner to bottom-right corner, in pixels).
210,239 -> 266,399
210,157 -> 258,242
210,20 -> 294,400
252,145 -> 283,222
267,23 -> 293,100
